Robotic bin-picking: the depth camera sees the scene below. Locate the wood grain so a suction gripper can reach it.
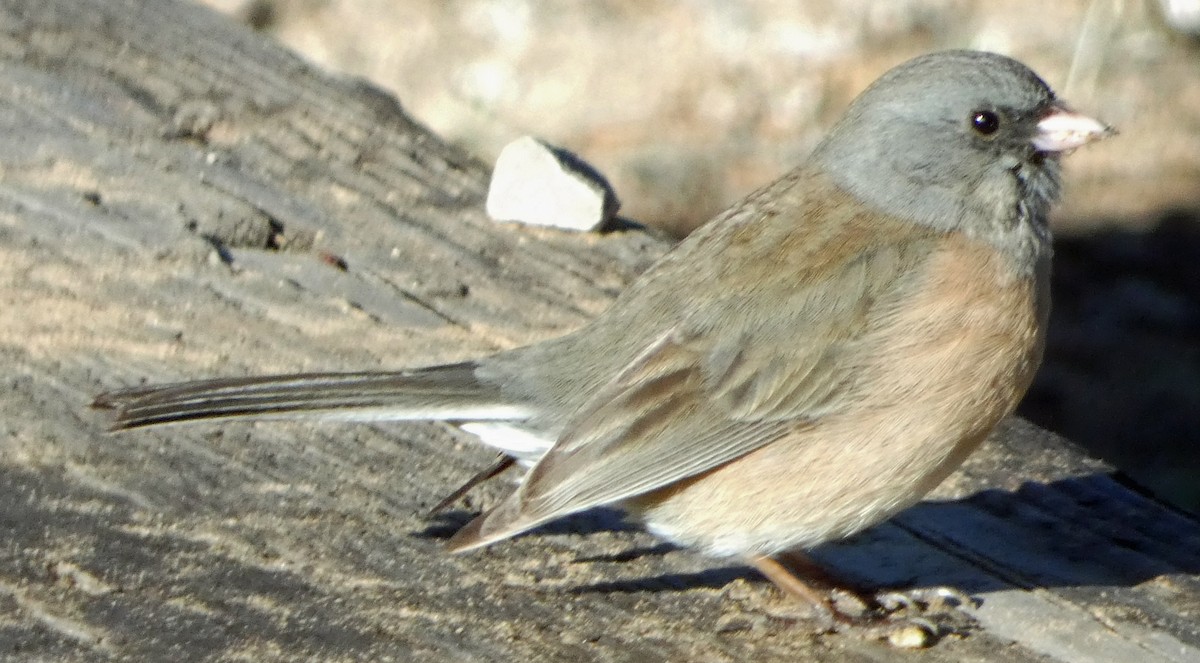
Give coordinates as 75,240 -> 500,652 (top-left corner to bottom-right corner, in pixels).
0,1 -> 1197,661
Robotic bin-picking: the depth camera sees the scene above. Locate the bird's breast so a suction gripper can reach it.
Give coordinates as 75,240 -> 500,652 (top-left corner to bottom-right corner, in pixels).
631,231 -> 1048,557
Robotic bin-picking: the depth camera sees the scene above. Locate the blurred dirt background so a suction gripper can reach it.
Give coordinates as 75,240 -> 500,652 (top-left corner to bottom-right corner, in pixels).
199,0 -> 1199,510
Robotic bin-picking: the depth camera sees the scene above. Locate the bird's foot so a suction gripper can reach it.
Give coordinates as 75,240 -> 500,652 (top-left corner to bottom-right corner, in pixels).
873,585 -> 979,614
823,585 -> 979,647
745,553 -> 977,647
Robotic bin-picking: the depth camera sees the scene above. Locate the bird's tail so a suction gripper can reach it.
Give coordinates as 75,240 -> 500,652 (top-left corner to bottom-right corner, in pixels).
92,361 -> 533,431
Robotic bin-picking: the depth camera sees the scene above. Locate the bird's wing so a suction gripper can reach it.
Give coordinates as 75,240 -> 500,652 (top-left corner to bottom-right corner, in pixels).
449,192 -> 944,549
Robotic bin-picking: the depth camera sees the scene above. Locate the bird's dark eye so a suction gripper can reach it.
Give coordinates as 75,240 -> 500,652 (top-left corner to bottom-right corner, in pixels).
971,110 -> 1000,135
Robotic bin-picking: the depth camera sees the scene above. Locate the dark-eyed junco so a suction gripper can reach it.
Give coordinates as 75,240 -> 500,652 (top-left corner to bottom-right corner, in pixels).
94,50 -> 1112,626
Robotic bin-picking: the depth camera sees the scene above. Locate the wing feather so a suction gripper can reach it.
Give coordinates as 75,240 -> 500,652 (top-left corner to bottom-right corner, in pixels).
449,172 -> 946,549
512,227 -> 939,524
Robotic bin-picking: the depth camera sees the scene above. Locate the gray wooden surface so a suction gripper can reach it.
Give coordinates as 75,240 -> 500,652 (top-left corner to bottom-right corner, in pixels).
1,1 -> 1198,661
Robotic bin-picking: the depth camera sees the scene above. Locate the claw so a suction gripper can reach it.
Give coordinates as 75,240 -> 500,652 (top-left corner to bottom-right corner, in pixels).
744,553 -> 977,646
872,585 -> 979,614
932,586 -> 981,609
874,591 -> 916,612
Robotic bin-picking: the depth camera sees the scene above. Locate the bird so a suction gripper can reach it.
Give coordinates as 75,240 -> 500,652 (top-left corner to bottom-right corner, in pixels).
93,50 -> 1112,626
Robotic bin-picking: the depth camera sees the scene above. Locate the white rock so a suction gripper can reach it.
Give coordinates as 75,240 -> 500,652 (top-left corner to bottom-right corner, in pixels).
486,136 -> 619,231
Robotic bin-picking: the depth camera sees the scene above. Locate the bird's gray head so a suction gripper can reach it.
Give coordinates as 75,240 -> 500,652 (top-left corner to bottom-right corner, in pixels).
813,50 -> 1106,246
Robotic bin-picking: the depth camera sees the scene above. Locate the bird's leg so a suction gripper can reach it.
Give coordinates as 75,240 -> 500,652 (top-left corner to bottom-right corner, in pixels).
746,552 -> 874,623
426,453 -> 516,516
746,551 -> 976,644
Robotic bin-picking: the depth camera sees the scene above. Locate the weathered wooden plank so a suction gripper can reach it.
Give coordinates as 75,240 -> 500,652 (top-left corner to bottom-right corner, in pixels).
0,1 -> 1197,661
